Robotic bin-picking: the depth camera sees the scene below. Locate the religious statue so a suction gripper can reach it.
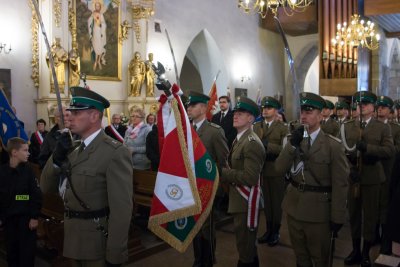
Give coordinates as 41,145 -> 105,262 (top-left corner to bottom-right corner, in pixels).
46,38 -> 68,94
128,51 -> 145,97
145,53 -> 156,97
68,43 -> 81,87
119,20 -> 132,43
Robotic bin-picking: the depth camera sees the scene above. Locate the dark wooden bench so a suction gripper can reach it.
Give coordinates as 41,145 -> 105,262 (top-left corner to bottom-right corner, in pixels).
133,169 -> 157,208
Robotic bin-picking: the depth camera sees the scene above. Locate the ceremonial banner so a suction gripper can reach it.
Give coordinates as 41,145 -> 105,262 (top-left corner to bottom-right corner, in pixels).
0,89 -> 28,145
206,80 -> 218,120
149,84 -> 219,252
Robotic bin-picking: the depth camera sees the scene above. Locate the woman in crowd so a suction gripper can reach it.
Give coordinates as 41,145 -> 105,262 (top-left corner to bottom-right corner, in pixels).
124,108 -> 152,170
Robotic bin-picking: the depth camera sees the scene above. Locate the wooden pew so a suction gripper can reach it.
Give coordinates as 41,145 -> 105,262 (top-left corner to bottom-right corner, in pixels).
133,169 -> 157,209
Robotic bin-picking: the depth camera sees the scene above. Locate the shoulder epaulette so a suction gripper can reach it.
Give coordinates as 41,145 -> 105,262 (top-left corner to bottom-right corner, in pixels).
209,122 -> 221,129
248,134 -> 256,142
104,137 -> 122,148
344,119 -> 355,124
327,134 -> 342,143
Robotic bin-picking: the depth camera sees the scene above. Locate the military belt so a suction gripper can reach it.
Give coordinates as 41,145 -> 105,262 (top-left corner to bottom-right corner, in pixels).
65,207 -> 110,219
290,180 -> 332,193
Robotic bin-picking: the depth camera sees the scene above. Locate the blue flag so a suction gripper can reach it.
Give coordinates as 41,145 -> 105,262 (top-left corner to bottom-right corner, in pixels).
0,90 -> 28,145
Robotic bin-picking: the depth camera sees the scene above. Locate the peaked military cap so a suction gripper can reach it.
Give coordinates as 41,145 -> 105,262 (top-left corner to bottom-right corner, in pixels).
335,101 -> 350,110
261,96 -> 281,109
353,91 -> 377,104
376,95 -> 394,108
324,99 -> 335,109
234,96 -> 260,117
299,92 -> 325,110
68,86 -> 110,112
187,91 -> 210,106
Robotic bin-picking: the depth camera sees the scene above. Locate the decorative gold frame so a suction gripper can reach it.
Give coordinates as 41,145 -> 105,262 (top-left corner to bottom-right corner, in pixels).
71,0 -> 121,81
29,0 -> 40,89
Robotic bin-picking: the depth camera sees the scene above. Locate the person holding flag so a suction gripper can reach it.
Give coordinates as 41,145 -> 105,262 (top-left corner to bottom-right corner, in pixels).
41,87 -> 133,267
148,84 -> 220,256
187,91 -> 229,267
220,96 -> 265,267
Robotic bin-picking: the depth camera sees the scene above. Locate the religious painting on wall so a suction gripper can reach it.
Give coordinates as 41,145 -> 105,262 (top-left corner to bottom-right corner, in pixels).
0,69 -> 11,104
75,0 -> 121,80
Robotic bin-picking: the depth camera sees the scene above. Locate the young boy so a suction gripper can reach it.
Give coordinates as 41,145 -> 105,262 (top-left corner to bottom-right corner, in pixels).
0,137 -> 42,267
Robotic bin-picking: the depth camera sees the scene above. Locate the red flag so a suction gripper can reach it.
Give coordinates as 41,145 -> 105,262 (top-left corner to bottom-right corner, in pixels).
206,81 -> 217,120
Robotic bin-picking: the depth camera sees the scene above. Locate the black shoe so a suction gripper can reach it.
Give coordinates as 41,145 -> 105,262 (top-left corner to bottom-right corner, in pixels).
258,221 -> 272,244
360,240 -> 372,267
344,250 -> 362,265
360,257 -> 371,267
267,233 -> 280,247
258,231 -> 271,244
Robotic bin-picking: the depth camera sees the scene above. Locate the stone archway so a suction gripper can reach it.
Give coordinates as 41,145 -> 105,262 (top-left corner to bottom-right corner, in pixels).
179,29 -> 228,96
285,42 -> 318,120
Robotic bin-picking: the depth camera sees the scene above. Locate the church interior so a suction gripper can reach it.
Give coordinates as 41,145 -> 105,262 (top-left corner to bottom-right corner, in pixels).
1,0 -> 400,266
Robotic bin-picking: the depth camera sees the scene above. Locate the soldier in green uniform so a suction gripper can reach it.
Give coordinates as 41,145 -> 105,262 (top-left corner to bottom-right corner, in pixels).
320,99 -> 340,136
220,96 -> 265,267
376,95 -> 400,255
186,91 -> 229,267
275,92 -> 349,267
351,102 -> 360,120
336,101 -> 350,125
41,87 -> 133,267
343,91 -> 394,267
253,96 -> 288,246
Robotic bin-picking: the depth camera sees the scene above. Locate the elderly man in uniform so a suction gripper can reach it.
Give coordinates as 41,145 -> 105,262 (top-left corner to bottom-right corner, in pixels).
320,99 -> 339,136
343,91 -> 394,266
104,113 -> 127,142
253,96 -> 288,247
220,96 -> 265,267
186,91 -> 229,267
40,87 -> 133,267
275,92 -> 349,267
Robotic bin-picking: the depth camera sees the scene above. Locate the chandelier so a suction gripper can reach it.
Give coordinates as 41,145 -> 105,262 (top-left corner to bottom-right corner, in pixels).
237,0 -> 313,18
332,14 -> 380,50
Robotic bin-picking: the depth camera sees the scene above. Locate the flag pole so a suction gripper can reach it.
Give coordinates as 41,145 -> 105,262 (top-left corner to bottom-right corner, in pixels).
31,0 -> 65,130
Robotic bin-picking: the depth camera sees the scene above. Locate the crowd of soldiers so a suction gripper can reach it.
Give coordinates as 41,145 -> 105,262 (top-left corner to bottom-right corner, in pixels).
2,86 -> 400,267
190,90 -> 400,267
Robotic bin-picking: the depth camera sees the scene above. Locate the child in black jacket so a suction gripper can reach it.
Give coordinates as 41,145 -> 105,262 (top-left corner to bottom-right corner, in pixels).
0,137 -> 42,267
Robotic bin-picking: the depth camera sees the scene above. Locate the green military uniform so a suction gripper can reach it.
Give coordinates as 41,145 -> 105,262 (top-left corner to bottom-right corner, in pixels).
275,92 -> 349,267
253,96 -> 288,246
343,92 -> 394,266
40,88 -> 133,265
221,96 -> 265,266
336,101 -> 350,124
321,99 -> 340,136
376,96 -> 400,255
187,91 -> 229,267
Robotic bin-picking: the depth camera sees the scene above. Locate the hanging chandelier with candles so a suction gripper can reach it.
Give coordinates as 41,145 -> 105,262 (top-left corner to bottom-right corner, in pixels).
332,14 -> 380,50
237,0 -> 313,18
